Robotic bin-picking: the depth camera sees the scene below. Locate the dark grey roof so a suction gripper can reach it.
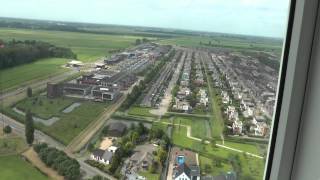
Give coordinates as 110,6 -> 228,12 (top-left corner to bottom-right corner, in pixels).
201,176 -> 214,180
102,151 -> 113,161
109,122 -> 126,132
226,172 -> 237,180
190,165 -> 200,177
92,149 -> 105,158
213,175 -> 227,180
175,163 -> 191,179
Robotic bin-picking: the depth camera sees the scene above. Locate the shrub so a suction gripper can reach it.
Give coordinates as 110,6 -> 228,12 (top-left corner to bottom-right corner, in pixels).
3,125 -> 12,134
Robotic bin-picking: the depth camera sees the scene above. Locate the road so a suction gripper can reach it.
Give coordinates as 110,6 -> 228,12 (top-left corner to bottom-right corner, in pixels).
150,50 -> 187,116
66,77 -> 143,153
0,112 -> 117,179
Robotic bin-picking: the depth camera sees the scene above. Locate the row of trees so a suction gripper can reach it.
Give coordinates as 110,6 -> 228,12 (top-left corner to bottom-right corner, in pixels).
135,38 -> 150,45
34,143 -> 81,180
0,39 -> 76,69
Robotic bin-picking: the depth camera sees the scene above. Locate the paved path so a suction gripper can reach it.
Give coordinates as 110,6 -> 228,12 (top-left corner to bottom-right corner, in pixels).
0,112 -> 117,179
159,121 -> 263,159
66,77 -> 143,153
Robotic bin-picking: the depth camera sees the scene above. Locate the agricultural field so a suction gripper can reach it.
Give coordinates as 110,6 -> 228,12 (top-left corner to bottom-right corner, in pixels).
7,96 -> 109,145
0,28 -> 145,62
159,35 -> 282,54
0,58 -> 69,90
0,155 -> 48,180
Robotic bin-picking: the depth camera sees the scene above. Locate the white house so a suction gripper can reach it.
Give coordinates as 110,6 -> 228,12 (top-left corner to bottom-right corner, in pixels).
232,120 -> 243,134
107,146 -> 118,153
173,163 -> 200,180
91,149 -> 113,165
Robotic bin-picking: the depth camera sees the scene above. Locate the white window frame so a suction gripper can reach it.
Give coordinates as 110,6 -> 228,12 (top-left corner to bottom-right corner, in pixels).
265,0 -> 320,179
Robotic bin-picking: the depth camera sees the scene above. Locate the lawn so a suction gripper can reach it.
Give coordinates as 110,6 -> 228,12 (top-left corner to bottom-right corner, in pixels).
0,155 -> 48,180
127,106 -> 157,117
172,127 -> 265,180
9,96 -> 109,145
139,171 -> 160,180
172,116 -> 209,139
0,58 -> 69,90
199,155 -> 233,176
16,96 -> 74,119
203,63 -> 224,139
0,137 -> 28,155
0,28 -> 143,62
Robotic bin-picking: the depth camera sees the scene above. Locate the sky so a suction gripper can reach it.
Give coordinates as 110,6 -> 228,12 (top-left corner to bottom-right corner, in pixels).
0,0 -> 290,38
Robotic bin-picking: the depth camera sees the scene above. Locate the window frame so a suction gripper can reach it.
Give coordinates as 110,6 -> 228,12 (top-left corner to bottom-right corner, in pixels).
264,0 -> 320,179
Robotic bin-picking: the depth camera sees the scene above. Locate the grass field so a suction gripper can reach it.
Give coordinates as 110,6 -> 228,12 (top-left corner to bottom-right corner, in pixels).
0,137 -> 28,155
199,155 -> 233,176
159,36 -> 282,54
9,96 -> 109,145
16,96 -> 74,119
0,58 -> 69,90
127,106 -> 157,117
0,155 -> 48,180
203,61 -> 224,139
0,28 -> 143,62
171,115 -> 208,139
139,171 -> 160,180
171,126 -> 265,179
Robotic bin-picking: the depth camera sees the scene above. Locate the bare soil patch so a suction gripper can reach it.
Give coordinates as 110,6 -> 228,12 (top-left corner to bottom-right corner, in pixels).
99,137 -> 113,150
22,147 -> 64,180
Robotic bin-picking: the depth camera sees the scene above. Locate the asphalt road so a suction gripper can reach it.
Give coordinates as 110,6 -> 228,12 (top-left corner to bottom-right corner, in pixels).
0,112 -> 117,180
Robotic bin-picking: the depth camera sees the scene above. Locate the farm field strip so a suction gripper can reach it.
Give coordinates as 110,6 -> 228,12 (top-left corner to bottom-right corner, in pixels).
0,28 -> 143,62
0,58 -> 70,91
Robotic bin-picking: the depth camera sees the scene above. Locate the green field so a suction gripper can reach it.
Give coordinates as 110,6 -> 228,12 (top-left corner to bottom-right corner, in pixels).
127,106 -> 157,117
0,58 -> 69,90
0,137 -> 28,155
159,36 -> 282,54
199,155 -> 233,176
16,96 -> 74,119
139,171 -> 160,180
8,96 -> 108,145
0,155 -> 48,180
0,28 -> 143,62
171,125 -> 266,179
170,115 -> 209,139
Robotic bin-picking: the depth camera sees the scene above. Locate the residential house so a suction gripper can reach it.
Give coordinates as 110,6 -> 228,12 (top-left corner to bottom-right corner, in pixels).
91,149 -> 113,165
108,122 -> 127,137
173,163 -> 200,180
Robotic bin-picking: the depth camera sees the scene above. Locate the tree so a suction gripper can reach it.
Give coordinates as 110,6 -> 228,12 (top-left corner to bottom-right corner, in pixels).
102,125 -> 108,136
135,39 -> 141,45
92,175 -> 104,180
137,122 -> 146,135
157,148 -> 167,165
27,87 -> 32,97
131,132 -> 139,144
3,125 -> 12,134
25,110 -> 34,145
